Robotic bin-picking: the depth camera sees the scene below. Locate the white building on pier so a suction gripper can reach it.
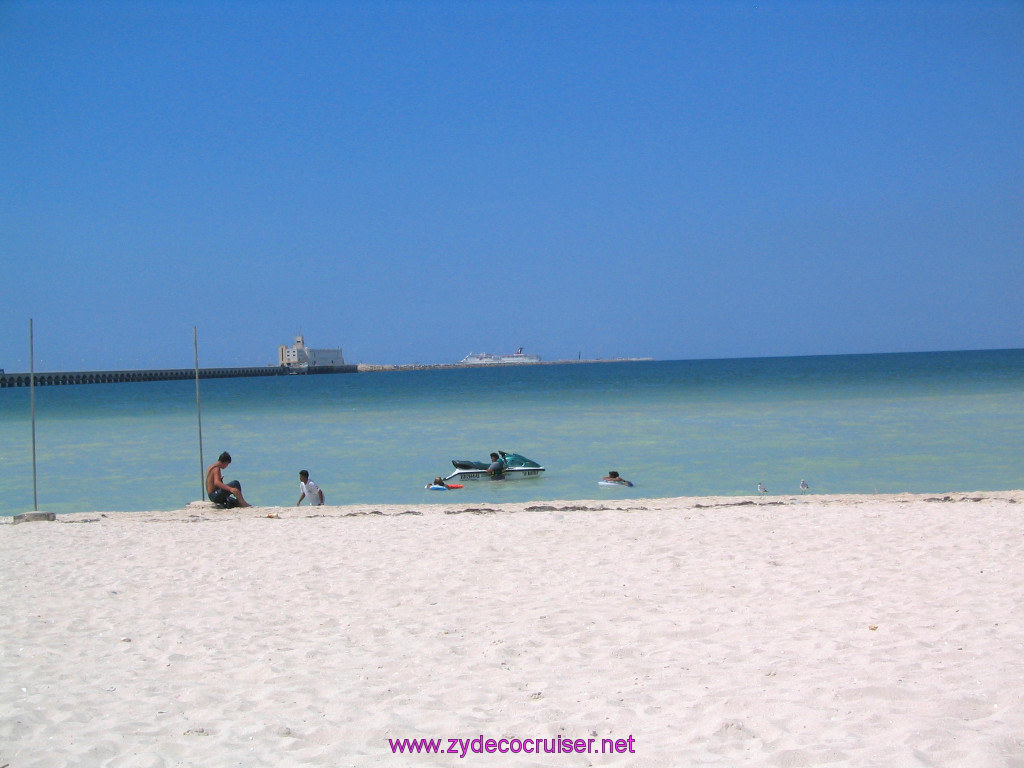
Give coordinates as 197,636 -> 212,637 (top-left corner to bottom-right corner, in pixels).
278,335 -> 345,368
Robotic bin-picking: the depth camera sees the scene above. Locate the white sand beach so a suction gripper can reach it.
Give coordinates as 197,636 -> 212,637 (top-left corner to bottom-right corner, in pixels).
3,491 -> 1023,767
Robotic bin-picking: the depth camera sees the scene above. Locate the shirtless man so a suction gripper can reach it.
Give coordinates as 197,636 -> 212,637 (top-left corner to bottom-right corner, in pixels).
602,471 -> 633,486
205,451 -> 251,508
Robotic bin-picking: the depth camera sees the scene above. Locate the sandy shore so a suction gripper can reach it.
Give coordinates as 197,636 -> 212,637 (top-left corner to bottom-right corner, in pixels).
3,491 -> 1023,767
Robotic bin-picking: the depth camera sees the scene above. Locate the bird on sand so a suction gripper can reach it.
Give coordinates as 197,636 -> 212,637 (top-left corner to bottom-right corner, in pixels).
800,479 -> 810,493
757,482 -> 768,495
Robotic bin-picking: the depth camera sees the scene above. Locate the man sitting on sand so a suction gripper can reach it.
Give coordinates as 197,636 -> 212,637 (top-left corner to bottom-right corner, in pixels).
206,451 -> 251,508
296,470 -> 324,506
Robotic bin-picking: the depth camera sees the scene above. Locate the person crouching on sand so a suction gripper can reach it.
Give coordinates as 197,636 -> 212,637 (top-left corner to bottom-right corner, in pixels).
297,470 -> 325,506
206,451 -> 251,508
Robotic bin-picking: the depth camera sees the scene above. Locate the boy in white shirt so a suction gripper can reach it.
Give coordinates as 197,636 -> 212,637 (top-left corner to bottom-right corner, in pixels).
296,470 -> 325,506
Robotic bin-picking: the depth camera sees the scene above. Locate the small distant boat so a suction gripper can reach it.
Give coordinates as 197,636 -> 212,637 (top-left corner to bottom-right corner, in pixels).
459,348 -> 541,365
443,451 -> 545,482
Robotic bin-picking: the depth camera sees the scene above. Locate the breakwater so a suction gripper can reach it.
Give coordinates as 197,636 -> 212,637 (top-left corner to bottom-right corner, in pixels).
356,357 -> 654,372
0,364 -> 357,388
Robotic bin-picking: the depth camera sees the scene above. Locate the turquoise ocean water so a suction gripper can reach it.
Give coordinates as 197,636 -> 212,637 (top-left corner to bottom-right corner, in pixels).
1,349 -> 1022,515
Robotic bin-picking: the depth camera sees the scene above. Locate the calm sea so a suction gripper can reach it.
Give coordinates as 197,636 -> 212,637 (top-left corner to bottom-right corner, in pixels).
1,350 -> 1022,515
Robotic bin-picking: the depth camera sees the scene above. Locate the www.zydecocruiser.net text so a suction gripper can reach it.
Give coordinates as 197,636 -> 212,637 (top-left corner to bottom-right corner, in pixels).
388,734 -> 636,757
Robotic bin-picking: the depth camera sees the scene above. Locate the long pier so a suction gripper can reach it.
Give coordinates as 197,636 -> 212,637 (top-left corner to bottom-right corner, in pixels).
0,364 -> 357,388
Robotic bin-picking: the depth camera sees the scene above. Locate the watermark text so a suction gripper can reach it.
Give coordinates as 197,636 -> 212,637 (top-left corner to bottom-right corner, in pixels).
388,734 -> 636,757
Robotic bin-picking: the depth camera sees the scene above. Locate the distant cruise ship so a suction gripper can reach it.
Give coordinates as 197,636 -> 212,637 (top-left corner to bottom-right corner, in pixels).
459,348 -> 542,365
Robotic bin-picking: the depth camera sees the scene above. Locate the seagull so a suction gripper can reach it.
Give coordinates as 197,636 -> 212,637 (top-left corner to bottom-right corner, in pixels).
757,482 -> 768,495
800,479 -> 809,493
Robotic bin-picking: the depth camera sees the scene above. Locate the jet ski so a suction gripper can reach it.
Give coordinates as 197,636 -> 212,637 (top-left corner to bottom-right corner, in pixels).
443,451 -> 545,482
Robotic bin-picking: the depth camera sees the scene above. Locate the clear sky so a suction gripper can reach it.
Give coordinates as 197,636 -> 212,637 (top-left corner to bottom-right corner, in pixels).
2,1 -> 1021,370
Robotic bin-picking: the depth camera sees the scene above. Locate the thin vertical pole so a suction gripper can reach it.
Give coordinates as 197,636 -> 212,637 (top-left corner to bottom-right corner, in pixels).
194,327 -> 205,500
30,318 -> 38,511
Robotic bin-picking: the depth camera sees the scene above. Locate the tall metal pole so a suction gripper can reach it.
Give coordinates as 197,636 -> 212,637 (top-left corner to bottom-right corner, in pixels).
194,327 -> 205,500
30,318 -> 38,511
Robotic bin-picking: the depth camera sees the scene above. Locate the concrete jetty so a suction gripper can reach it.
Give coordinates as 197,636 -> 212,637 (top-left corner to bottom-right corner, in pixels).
0,364 -> 357,388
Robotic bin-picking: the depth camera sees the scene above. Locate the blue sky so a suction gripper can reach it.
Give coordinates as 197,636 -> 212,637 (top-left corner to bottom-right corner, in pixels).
2,1 -> 1021,370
